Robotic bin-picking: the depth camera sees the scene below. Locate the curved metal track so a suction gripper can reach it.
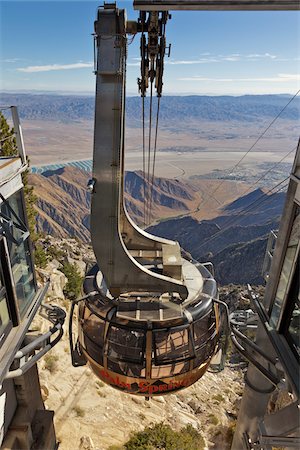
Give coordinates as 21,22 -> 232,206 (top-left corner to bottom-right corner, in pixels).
91,5 -> 188,299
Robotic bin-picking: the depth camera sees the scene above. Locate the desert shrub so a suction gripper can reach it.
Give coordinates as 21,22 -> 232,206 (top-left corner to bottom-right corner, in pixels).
212,394 -> 225,403
73,405 -> 85,417
47,245 -> 65,261
44,353 -> 59,373
61,262 -> 82,299
208,414 -> 219,425
124,422 -> 205,450
97,390 -> 106,398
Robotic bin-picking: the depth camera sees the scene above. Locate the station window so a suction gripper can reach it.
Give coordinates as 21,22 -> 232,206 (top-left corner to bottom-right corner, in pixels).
270,206 -> 300,327
0,254 -> 12,347
0,190 -> 36,318
281,260 -> 300,361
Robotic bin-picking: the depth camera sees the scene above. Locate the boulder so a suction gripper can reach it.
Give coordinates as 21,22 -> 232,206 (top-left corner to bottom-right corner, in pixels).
45,263 -> 67,299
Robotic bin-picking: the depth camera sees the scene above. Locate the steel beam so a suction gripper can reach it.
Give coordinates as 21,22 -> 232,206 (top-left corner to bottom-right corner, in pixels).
133,0 -> 299,10
91,5 -> 188,298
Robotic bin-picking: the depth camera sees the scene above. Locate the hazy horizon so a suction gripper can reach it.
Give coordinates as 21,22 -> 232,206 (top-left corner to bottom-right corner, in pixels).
0,90 -> 296,98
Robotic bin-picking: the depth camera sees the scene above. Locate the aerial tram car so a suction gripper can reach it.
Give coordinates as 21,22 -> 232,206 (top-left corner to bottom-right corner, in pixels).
69,3 -> 224,396
69,0 -> 299,404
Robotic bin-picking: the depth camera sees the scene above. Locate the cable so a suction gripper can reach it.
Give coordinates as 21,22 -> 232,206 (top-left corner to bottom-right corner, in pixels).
142,96 -> 146,226
149,96 -> 161,224
196,144 -> 295,217
140,12 -> 168,225
196,90 -> 300,213
127,34 -> 136,45
240,145 -> 296,198
195,176 -> 289,255
141,20 -> 147,227
198,177 -> 289,253
146,81 -> 154,224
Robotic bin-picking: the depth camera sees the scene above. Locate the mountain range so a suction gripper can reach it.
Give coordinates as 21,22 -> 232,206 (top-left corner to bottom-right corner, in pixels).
1,93 -> 299,123
29,166 -> 285,285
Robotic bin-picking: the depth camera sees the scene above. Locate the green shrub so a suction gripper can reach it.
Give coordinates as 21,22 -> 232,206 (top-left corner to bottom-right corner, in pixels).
34,243 -> 48,268
47,245 -> 65,261
0,113 -> 39,244
61,262 -> 82,300
124,422 -> 205,450
212,394 -> 225,403
208,414 -> 219,425
44,353 -> 59,373
73,405 -> 85,417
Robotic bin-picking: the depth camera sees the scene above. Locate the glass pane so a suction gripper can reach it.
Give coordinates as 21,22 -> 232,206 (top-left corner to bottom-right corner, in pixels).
0,293 -> 11,341
194,317 -> 215,350
151,361 -> 190,378
108,359 -> 146,377
107,326 -> 145,363
154,328 -> 190,363
82,311 -> 105,349
288,296 -> 300,360
1,191 -> 36,316
271,208 -> 300,326
83,333 -> 104,365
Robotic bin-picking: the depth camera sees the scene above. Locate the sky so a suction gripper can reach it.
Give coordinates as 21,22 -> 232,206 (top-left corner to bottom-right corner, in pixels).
0,1 -> 299,96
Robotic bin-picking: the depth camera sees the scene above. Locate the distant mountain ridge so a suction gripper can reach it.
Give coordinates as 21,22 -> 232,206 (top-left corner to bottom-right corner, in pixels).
28,166 -> 285,285
1,93 -> 299,122
147,187 -> 284,285
29,167 -> 201,242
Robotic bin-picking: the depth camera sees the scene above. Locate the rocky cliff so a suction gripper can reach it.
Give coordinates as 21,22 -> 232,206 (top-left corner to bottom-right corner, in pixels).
29,166 -> 202,242
29,167 -> 91,242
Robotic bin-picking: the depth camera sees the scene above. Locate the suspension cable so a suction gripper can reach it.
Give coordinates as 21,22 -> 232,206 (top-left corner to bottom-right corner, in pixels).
149,96 -> 161,224
195,176 -> 289,255
196,89 -> 300,213
146,81 -> 154,224
240,145 -> 296,199
141,18 -> 147,227
142,95 -> 146,226
200,144 -> 296,213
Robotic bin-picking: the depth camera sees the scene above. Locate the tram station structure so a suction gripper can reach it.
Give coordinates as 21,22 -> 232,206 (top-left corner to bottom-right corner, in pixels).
0,1 -> 299,449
